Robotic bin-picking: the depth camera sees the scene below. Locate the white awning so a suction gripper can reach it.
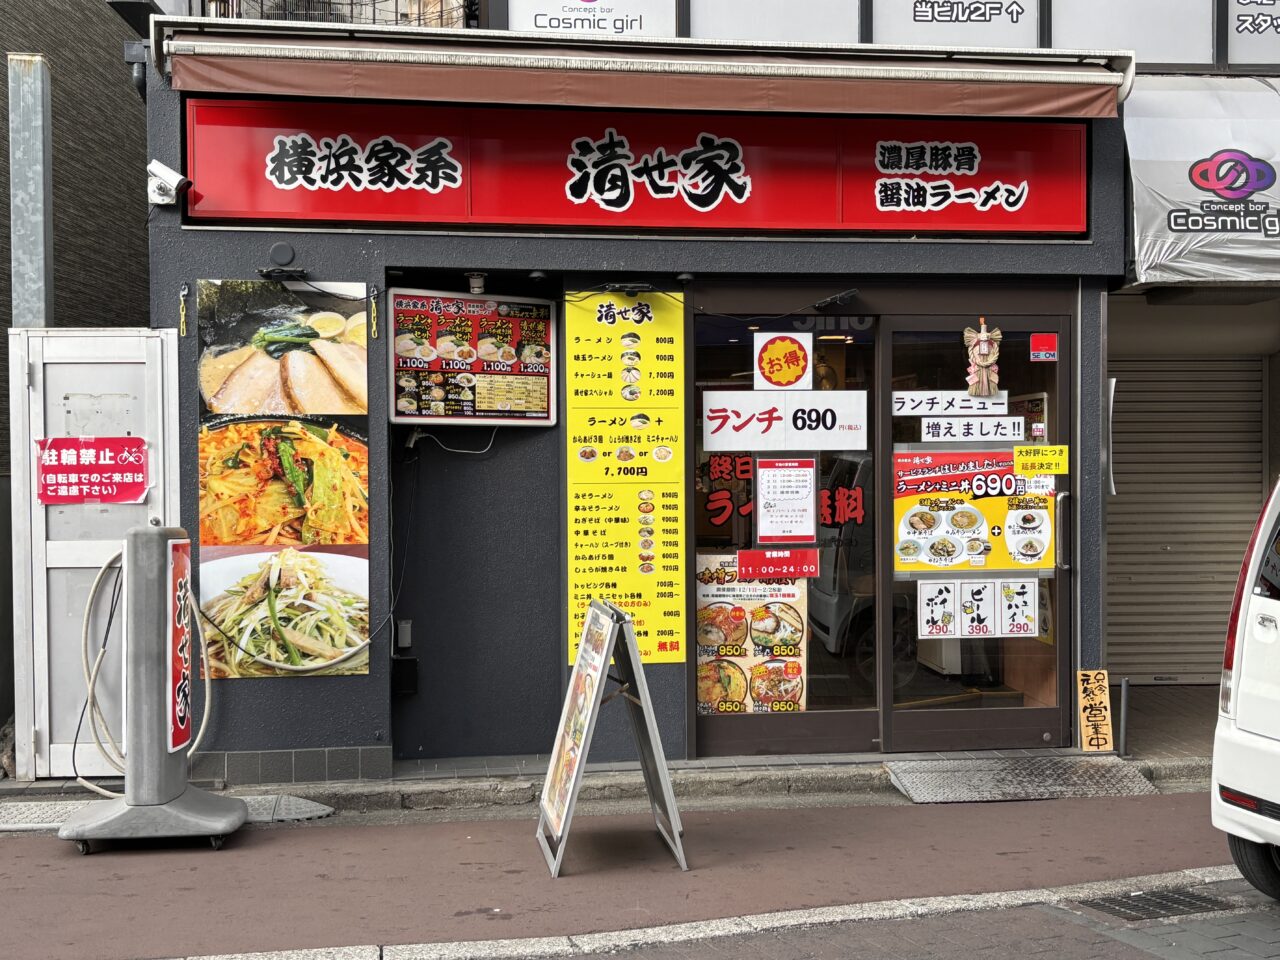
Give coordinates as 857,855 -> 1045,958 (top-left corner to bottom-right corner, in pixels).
1127,75 -> 1280,286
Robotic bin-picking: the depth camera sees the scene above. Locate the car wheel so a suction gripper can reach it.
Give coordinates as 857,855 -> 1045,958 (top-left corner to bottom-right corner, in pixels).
851,610 -> 918,691
1229,833 -> 1280,900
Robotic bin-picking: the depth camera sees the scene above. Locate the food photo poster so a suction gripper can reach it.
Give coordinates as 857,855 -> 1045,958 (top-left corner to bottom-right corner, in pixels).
196,279 -> 371,678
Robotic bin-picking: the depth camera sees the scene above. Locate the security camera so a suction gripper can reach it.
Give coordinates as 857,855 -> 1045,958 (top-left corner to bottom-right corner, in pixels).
147,160 -> 191,206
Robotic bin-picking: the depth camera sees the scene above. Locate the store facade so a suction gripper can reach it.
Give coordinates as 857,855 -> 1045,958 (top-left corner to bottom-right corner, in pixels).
1107,76 -> 1280,686
149,19 -> 1128,780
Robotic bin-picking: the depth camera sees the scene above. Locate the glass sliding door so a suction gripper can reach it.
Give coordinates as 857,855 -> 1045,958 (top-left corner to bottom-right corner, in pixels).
693,313 -> 880,755
879,316 -> 1072,752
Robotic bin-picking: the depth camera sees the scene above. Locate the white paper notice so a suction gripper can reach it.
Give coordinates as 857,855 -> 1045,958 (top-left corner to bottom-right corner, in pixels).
920,416 -> 1025,443
892,391 -> 1009,416
917,580 -> 958,638
756,458 -> 816,544
997,580 -> 1039,637
959,581 -> 998,638
702,390 -> 868,451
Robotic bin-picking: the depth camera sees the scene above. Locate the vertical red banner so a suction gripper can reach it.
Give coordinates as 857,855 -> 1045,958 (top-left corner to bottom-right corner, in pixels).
169,539 -> 193,753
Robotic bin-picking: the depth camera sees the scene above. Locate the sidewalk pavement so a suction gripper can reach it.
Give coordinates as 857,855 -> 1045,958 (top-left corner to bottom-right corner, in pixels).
0,790 -> 1231,960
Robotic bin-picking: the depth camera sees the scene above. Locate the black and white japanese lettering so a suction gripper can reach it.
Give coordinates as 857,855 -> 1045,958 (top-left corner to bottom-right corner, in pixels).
875,177 -> 1029,213
412,137 -> 463,193
265,134 -> 320,189
913,1 -> 1023,23
876,140 -> 983,176
678,133 -> 752,211
264,132 -> 463,194
566,128 -> 637,211
564,129 -> 752,214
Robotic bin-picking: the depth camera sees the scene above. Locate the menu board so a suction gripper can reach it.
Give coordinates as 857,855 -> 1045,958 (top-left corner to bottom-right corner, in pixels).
390,288 -> 555,426
917,578 -> 1039,639
893,451 -> 1054,573
564,291 -> 686,664
542,602 -> 614,840
695,553 -> 808,716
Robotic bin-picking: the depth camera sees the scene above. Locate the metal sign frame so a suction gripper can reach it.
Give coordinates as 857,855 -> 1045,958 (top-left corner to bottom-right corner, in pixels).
536,598 -> 687,878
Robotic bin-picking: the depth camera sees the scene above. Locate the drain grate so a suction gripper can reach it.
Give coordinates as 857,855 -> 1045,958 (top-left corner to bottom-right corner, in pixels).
1076,890 -> 1232,921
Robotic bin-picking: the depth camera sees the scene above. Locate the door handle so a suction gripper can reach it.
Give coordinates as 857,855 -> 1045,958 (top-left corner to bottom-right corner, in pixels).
1259,614 -> 1277,631
1055,491 -> 1070,572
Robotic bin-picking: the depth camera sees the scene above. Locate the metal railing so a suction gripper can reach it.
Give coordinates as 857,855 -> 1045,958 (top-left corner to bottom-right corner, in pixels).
201,0 -> 474,28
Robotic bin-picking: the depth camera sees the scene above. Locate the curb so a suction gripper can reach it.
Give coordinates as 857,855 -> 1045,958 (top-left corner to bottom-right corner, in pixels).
255,764 -> 895,814
174,863 -> 1243,960
1136,755 -> 1212,785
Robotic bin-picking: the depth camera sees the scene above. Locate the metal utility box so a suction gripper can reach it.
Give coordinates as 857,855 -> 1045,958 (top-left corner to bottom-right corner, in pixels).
9,329 -> 180,780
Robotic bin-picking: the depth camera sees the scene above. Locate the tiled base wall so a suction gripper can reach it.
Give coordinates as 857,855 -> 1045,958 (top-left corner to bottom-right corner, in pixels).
191,746 -> 393,786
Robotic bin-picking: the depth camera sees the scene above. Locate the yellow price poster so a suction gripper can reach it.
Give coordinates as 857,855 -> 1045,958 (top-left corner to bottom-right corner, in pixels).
565,291 -> 686,664
893,451 -> 1055,573
1015,444 -> 1068,475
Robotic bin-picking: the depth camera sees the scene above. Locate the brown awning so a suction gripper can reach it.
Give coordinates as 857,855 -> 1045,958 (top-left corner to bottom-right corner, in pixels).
156,18 -> 1133,119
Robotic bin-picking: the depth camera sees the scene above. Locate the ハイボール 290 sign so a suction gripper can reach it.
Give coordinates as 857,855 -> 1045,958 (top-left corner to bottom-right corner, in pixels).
187,100 -> 1088,234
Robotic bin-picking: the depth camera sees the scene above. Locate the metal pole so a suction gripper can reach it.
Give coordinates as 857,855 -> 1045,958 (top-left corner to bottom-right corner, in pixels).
8,53 -> 53,329
1117,676 -> 1130,757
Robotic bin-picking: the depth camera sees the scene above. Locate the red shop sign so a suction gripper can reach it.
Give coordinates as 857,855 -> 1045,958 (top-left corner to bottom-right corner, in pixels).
186,99 -> 1087,234
737,549 -> 820,579
35,437 -> 148,505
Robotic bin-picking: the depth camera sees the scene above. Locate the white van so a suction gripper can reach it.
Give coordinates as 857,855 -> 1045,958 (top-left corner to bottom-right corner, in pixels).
1213,483 -> 1280,897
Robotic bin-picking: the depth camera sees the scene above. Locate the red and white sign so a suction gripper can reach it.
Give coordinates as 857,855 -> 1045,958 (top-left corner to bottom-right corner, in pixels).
1030,333 -> 1059,362
187,99 -> 1087,234
35,437 -> 148,505
754,333 -> 812,390
168,539 -> 193,753
894,450 -> 1051,498
703,390 -> 868,452
756,458 -> 817,544
737,548 -> 820,579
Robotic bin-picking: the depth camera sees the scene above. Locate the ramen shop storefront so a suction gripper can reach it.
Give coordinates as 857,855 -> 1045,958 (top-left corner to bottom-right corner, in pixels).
690,283 -> 1084,756
153,21 -> 1128,777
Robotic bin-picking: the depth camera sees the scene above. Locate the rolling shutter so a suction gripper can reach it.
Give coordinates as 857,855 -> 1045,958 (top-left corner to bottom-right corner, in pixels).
1106,358 -> 1266,682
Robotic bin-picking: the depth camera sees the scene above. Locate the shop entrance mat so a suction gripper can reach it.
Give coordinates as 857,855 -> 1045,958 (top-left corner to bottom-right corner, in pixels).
0,793 -> 333,832
885,756 -> 1157,803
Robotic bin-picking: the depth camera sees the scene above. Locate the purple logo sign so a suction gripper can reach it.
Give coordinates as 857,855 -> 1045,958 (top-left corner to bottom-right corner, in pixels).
1189,149 -> 1277,201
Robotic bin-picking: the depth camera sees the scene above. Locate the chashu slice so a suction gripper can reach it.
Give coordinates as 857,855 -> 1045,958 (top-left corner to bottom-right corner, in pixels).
311,340 -> 368,411
280,350 -> 363,415
209,351 -> 286,415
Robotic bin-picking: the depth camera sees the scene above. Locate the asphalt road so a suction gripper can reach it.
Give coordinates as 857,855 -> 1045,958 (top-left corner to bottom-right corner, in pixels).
613,875 -> 1280,960
0,791 -> 1230,960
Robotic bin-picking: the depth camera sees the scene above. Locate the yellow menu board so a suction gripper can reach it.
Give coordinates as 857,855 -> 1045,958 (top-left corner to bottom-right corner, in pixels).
893,451 -> 1055,573
565,292 -> 686,664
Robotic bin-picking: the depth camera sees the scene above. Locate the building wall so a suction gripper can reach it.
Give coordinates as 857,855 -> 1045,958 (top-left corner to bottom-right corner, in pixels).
0,1 -> 148,729
492,0 -> 1280,70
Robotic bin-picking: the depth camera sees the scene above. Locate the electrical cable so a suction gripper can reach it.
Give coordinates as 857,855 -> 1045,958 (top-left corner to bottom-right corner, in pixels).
73,557 -> 124,798
75,548 -> 219,798
407,425 -> 499,456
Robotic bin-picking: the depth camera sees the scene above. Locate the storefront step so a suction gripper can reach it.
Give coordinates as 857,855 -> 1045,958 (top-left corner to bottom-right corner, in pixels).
221,755 -> 1210,815
227,763 -> 896,814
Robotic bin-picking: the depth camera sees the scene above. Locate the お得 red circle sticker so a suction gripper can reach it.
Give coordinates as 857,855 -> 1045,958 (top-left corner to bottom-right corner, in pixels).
756,335 -> 809,388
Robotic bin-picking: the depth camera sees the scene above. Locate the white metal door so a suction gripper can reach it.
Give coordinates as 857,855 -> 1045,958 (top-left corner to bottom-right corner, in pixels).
1106,358 -> 1266,682
9,330 -> 180,780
